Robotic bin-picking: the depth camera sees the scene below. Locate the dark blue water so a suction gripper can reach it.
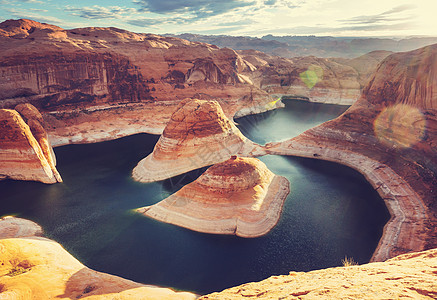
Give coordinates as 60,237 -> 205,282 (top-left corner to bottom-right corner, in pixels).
0,99 -> 389,294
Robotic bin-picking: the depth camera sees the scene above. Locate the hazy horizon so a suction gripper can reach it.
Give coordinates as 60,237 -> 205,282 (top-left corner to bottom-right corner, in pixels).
0,0 -> 436,38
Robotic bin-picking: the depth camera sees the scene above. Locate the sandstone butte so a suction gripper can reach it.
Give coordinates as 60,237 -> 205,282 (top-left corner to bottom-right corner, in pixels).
137,156 -> 290,237
267,43 -> 437,262
132,99 -> 264,182
0,19 -> 386,147
0,103 -> 62,183
0,217 -> 198,300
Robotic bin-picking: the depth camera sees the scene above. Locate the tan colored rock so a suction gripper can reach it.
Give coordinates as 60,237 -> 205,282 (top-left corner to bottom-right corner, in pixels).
0,108 -> 61,183
132,99 -> 264,182
267,43 -> 437,261
0,238 -> 198,300
0,217 -> 43,239
201,248 -> 437,299
138,156 -> 290,237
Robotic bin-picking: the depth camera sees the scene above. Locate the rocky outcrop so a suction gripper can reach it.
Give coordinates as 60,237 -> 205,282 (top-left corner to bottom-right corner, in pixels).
132,99 -> 265,182
137,156 -> 290,237
267,43 -> 437,261
202,248 -> 437,299
0,216 -> 43,238
0,104 -> 61,183
0,218 -> 197,300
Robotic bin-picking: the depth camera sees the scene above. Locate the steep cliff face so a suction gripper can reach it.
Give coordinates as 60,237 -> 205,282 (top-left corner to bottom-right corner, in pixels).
138,156 -> 290,237
0,104 -> 61,183
0,52 -> 151,108
267,43 -> 437,261
132,99 -> 265,182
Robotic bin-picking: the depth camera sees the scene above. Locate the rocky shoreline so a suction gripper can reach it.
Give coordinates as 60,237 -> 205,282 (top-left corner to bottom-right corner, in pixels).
266,140 -> 428,262
0,217 -> 198,299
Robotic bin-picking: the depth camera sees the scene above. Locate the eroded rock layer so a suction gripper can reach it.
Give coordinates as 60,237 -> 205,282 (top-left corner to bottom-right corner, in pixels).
0,104 -> 61,183
132,99 -> 265,182
202,248 -> 437,299
138,156 -> 290,237
267,43 -> 437,261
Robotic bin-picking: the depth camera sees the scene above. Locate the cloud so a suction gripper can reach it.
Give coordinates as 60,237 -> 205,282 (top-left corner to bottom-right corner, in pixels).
341,5 -> 416,25
243,21 -> 416,36
3,7 -> 66,25
65,5 -> 137,20
215,19 -> 254,27
16,0 -> 45,3
134,0 -> 255,18
127,16 -> 190,27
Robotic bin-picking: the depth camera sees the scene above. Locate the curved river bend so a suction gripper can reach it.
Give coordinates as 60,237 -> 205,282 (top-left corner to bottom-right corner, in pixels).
0,99 -> 389,294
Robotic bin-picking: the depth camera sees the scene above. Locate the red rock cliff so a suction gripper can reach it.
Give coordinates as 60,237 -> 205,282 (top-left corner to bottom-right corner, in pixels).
267,43 -> 437,261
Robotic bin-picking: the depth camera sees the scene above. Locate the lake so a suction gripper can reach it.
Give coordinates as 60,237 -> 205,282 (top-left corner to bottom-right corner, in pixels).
0,99 -> 390,294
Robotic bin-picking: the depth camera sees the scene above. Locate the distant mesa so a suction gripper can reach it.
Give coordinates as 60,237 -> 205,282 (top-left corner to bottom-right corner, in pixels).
137,156 -> 290,237
0,103 -> 62,183
132,98 -> 265,182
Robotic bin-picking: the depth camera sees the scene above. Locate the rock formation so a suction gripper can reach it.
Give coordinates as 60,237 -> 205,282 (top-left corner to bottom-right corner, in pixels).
0,216 -> 43,238
0,217 -> 197,299
202,248 -> 437,299
0,19 -> 273,146
0,19 -> 385,147
132,99 -> 265,182
267,43 -> 437,261
137,156 -> 290,237
0,103 -> 62,183
237,50 -> 387,106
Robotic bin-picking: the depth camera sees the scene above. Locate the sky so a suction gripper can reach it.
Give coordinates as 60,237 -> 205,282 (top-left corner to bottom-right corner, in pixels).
0,0 -> 436,37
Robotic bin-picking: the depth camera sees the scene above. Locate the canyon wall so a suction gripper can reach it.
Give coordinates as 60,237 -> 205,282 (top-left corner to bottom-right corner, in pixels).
0,19 -> 385,146
267,43 -> 437,261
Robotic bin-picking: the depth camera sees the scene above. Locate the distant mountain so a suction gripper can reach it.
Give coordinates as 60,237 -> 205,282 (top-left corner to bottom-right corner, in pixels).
168,33 -> 437,58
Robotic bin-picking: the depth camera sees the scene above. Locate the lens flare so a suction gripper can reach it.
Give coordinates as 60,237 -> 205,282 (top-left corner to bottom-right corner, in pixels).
373,103 -> 426,148
299,65 -> 324,89
264,97 -> 281,110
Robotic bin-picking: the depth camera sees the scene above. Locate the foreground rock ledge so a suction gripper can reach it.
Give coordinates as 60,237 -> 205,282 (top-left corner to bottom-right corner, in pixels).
132,99 -> 265,183
0,217 -> 197,300
201,248 -> 437,299
137,156 -> 290,237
